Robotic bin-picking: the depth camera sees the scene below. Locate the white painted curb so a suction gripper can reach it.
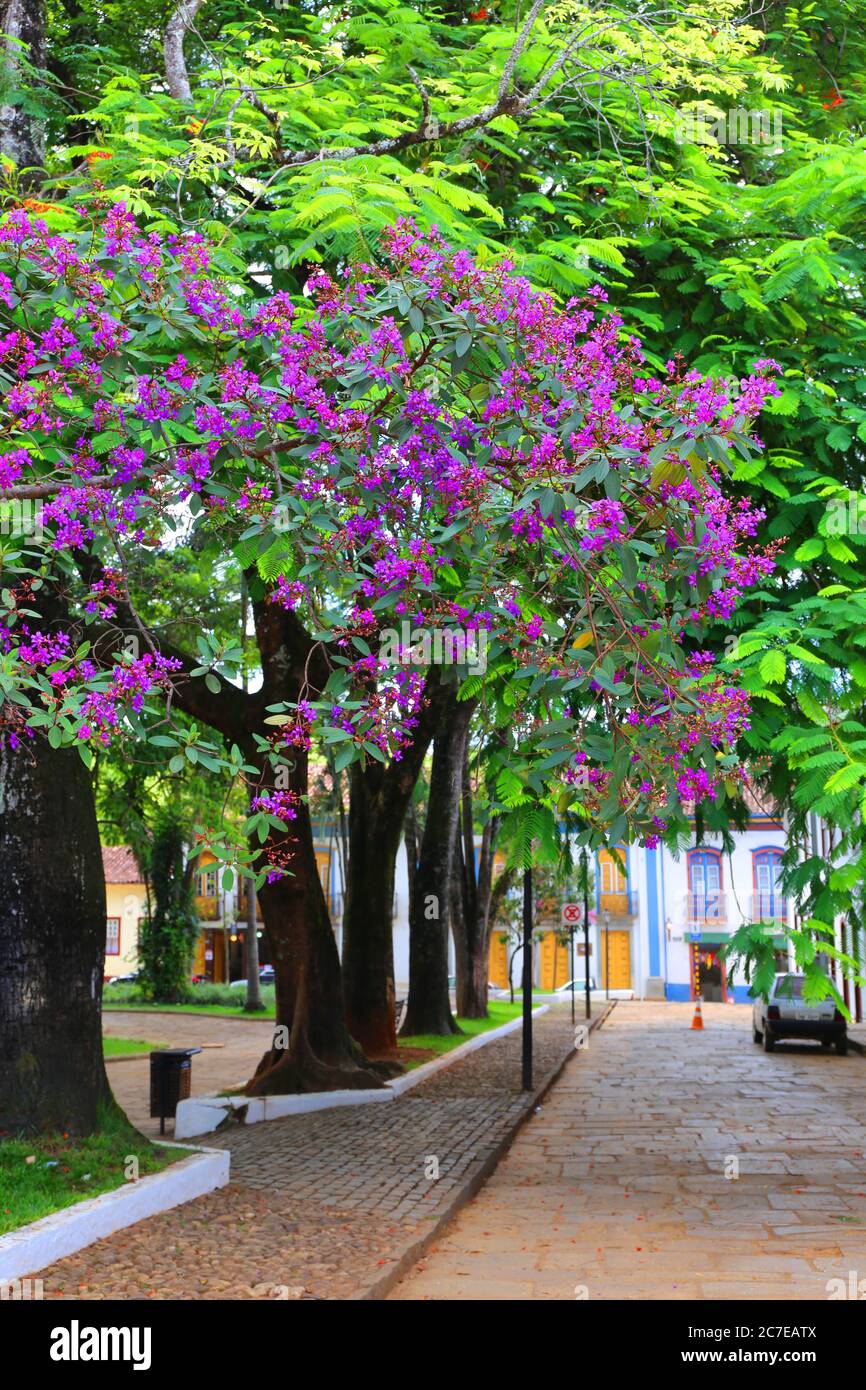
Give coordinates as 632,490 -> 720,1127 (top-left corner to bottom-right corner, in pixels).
386,1005 -> 550,1095
0,1143 -> 230,1282
174,1005 -> 550,1137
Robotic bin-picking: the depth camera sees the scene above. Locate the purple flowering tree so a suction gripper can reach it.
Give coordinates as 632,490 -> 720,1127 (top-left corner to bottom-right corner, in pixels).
0,206 -> 778,1111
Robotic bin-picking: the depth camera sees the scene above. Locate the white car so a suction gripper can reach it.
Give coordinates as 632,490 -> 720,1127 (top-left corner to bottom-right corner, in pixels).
555,977 -> 597,993
752,973 -> 847,1055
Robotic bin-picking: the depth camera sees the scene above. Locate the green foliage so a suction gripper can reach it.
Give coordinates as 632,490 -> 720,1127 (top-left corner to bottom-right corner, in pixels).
136,814 -> 200,1003
7,0 -> 866,988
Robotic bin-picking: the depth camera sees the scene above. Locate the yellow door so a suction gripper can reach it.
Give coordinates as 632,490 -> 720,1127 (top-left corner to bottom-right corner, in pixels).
315,848 -> 331,893
489,934 -> 509,989
600,929 -> 631,989
539,931 -> 570,991
193,931 -> 206,976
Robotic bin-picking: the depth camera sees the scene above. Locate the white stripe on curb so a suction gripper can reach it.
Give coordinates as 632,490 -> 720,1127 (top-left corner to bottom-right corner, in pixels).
0,1144 -> 230,1282
174,1005 -> 550,1138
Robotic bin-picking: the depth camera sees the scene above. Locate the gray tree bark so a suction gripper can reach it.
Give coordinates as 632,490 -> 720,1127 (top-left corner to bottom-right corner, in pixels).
0,0 -> 46,177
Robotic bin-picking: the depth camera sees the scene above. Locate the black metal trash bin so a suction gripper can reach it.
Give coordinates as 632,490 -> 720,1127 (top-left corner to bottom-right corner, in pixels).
149,1048 -> 202,1133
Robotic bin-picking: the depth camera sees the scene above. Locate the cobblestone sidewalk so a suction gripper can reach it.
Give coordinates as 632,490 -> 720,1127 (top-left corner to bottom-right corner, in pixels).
390,1000 -> 866,1300
36,1000 -> 602,1300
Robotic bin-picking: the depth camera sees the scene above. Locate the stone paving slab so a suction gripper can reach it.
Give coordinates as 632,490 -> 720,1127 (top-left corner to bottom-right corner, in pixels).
35,1000 -> 603,1299
389,1000 -> 866,1300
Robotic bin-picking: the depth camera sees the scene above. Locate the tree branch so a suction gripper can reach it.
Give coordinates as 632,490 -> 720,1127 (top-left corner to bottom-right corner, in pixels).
166,0 -> 550,170
164,0 -> 205,102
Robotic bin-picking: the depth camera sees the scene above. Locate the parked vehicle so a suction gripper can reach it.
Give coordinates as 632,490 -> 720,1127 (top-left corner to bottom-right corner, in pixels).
555,977 -> 597,993
752,973 -> 848,1054
105,970 -> 141,986
229,964 -> 275,988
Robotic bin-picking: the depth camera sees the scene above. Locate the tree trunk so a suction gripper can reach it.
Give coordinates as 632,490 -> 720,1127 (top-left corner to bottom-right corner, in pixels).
0,0 -> 46,178
341,670 -> 449,1058
451,866 -> 492,1018
244,750 -> 394,1094
0,737 -> 113,1134
450,765 -> 517,1018
400,693 -> 474,1036
340,762 -> 403,1057
243,870 -> 264,1012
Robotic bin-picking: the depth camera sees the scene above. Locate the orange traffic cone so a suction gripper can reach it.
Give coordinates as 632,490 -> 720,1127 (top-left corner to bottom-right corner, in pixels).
691,998 -> 704,1030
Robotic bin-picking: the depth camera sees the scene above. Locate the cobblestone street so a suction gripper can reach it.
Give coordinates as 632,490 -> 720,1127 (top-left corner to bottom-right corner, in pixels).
36,1001 -> 593,1299
390,1000 -> 866,1300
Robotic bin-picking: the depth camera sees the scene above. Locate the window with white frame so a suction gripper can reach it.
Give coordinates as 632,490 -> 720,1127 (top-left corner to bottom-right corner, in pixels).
197,867 -> 218,898
106,917 -> 121,955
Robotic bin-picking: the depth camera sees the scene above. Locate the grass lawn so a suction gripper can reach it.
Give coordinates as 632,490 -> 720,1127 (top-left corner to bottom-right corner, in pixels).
103,1036 -> 164,1058
0,1113 -> 184,1236
104,1001 -> 277,1019
103,982 -> 277,1019
398,999 -> 522,1067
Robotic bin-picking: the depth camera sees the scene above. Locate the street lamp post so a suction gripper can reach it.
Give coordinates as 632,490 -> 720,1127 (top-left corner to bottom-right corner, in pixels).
581,847 -> 591,1021
521,866 -> 533,1090
604,908 -> 611,1000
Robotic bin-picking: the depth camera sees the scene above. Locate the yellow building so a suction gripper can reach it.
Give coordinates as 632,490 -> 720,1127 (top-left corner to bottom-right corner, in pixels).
102,845 -> 148,980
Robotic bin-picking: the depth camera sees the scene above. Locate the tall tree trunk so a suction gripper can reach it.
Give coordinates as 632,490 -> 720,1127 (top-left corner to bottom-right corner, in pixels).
341,670 -> 448,1057
451,830 -> 492,1019
341,762 -> 403,1058
0,737 -> 113,1134
244,749 -> 392,1093
451,770 -> 518,1018
0,0 -> 46,178
243,867 -> 264,1013
400,693 -> 474,1036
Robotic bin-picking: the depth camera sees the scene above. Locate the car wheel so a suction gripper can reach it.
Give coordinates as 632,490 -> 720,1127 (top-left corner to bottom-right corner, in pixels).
763,1029 -> 776,1052
835,1036 -> 848,1056
752,1024 -> 762,1043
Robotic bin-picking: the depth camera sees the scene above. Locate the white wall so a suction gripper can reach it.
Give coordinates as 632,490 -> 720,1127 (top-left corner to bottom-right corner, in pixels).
637,823 -> 787,1002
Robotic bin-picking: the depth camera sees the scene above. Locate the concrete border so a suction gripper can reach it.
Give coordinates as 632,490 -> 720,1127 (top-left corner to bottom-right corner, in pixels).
174,1006 -> 550,1139
358,999 -> 616,1300
388,1005 -> 549,1095
0,1143 -> 230,1282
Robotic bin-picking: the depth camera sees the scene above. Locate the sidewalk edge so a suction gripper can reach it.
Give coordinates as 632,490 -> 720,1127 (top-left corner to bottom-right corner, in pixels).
358,999 -> 616,1301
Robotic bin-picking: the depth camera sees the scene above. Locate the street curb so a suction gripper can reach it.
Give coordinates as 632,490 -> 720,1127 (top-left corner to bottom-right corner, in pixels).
173,1006 -> 550,1139
0,1144 -> 230,1283
848,1035 -> 866,1057
357,999 -> 617,1301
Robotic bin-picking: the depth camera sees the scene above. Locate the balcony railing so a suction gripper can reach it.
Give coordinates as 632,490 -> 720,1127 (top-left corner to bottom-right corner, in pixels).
750,892 -> 787,922
685,892 -> 726,923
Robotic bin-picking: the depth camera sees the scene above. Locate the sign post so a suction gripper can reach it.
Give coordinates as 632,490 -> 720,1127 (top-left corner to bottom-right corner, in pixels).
561,901 -> 582,1026
581,847 -> 592,1020
522,867 -> 533,1090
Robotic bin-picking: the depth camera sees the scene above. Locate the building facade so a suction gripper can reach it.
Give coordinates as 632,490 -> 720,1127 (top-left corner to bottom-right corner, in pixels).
102,846 -> 148,980
104,793 -> 856,1017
